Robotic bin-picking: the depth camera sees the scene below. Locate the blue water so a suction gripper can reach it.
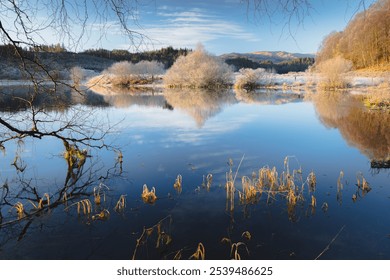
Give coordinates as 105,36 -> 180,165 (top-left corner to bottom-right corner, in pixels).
0,88 -> 389,259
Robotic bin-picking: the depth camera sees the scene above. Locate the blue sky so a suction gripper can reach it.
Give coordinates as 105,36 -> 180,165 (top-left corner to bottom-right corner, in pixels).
101,0 -> 376,55
45,0 -> 377,55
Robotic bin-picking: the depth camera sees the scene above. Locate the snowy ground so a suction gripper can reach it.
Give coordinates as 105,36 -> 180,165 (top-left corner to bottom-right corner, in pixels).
1,71 -> 389,92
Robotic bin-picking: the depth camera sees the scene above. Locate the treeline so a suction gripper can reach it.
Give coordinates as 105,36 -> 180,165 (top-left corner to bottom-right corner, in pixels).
0,43 -> 67,57
81,46 -> 190,68
317,0 -> 390,69
0,44 -> 25,58
0,44 -> 189,69
225,57 -> 314,74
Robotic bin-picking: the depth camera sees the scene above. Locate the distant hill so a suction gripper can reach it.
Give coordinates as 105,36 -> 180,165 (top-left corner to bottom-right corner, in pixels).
221,51 -> 315,74
220,51 -> 315,64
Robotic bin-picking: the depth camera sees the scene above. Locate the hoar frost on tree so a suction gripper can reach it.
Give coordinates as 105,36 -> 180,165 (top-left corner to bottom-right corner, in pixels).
163,44 -> 233,89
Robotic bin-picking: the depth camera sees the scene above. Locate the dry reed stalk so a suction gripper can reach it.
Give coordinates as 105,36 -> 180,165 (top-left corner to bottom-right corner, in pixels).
206,173 -> 213,190
114,195 -> 127,212
132,215 -> 172,260
337,171 -> 344,204
189,243 -> 205,260
337,171 -> 344,190
356,172 -> 371,192
315,225 -> 346,260
62,192 -> 68,204
230,242 -> 249,260
116,151 -> 123,164
224,155 -> 245,211
284,156 -> 289,174
92,209 -> 110,220
173,174 -> 182,194
173,250 -> 183,260
307,171 -> 317,192
156,222 -> 172,249
241,231 -> 251,241
311,195 -> 317,208
226,181 -> 235,211
64,199 -> 92,215
93,183 -> 110,205
240,176 -> 258,204
221,237 -> 232,244
28,193 -> 51,210
11,202 -> 25,219
141,184 -> 157,204
286,188 -> 297,206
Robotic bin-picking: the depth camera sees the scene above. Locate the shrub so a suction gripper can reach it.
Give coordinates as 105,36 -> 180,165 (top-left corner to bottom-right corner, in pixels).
163,44 -> 233,88
316,56 -> 353,89
100,60 -> 165,87
234,68 -> 271,89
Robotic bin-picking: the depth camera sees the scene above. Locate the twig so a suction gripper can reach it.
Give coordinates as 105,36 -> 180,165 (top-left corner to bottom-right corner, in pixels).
315,224 -> 346,260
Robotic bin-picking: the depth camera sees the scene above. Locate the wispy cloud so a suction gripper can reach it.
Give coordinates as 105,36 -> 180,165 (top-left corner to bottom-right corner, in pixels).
141,7 -> 260,50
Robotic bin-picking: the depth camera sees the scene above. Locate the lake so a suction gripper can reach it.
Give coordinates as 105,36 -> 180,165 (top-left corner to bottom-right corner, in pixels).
0,85 -> 389,259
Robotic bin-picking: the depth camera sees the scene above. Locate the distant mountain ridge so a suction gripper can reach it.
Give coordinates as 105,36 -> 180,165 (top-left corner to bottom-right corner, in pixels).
220,51 -> 315,64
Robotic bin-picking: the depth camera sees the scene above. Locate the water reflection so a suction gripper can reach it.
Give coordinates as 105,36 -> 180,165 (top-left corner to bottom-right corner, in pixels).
102,93 -> 167,109
308,91 -> 390,164
164,88 -> 237,127
0,85 -> 108,112
2,85 -> 389,166
234,88 -> 303,105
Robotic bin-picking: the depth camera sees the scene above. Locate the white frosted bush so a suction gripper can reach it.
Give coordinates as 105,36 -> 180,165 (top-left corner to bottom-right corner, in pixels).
135,61 -> 165,79
102,60 -> 165,86
234,68 -> 268,89
163,44 -> 233,88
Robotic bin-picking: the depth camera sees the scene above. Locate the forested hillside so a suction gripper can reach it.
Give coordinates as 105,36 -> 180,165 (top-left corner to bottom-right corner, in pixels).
317,0 -> 390,69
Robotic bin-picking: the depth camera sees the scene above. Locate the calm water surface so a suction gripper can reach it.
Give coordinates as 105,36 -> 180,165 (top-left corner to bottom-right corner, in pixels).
0,86 -> 389,259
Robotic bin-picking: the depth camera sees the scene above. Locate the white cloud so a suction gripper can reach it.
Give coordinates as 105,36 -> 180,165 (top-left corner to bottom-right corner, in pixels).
141,8 -> 260,50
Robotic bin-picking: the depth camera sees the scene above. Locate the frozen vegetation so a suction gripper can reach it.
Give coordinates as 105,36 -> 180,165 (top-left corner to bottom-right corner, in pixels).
87,60 -> 165,89
163,44 -> 233,88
